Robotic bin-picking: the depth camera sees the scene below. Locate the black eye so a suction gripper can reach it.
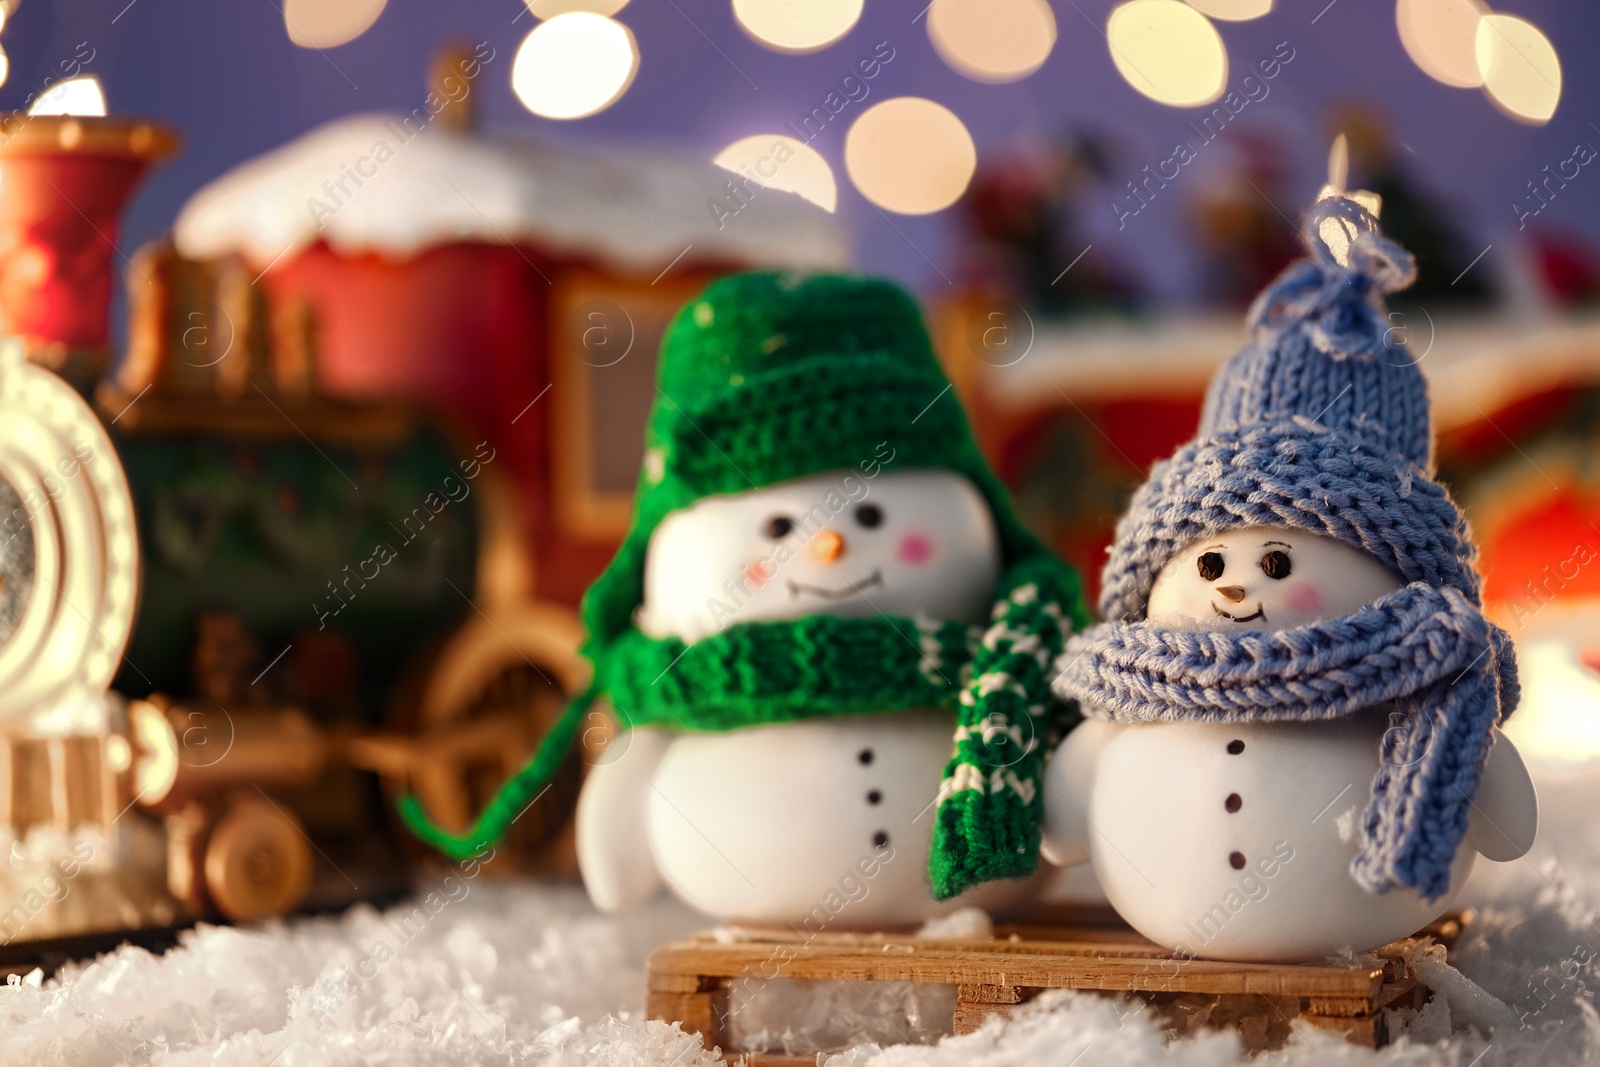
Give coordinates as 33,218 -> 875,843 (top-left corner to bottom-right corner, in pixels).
763,515 -> 794,539
1197,552 -> 1225,582
1260,550 -> 1292,580
855,504 -> 883,529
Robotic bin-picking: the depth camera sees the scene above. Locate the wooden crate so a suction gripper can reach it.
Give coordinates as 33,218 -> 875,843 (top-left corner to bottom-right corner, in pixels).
645,911 -> 1465,1062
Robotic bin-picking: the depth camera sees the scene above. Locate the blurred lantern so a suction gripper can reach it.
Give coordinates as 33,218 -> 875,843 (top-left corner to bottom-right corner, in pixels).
524,0 -> 630,15
1395,0 -> 1561,125
513,11 -> 639,120
0,0 -> 14,90
1107,0 -> 1228,108
1396,0 -> 1487,88
845,97 -> 977,215
1475,475 -> 1600,769
1504,641 -> 1600,769
28,74 -> 106,116
714,134 -> 838,212
1184,0 -> 1271,19
283,0 -> 387,49
0,81 -> 177,388
928,0 -> 1057,83
1475,13 -> 1561,124
732,0 -> 862,53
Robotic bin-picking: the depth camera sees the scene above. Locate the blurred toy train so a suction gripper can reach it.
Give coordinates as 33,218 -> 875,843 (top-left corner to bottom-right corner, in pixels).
5,242 -> 609,938
0,91 -> 846,951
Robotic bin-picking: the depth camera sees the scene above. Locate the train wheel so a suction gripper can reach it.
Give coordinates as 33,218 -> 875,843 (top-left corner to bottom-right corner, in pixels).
203,792 -> 314,921
389,601 -> 587,874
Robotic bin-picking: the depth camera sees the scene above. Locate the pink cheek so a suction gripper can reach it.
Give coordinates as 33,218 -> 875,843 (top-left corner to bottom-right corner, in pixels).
1282,582 -> 1324,617
744,560 -> 771,588
897,533 -> 934,565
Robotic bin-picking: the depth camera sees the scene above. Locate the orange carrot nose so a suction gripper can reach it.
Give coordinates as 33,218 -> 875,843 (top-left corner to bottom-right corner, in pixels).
813,530 -> 846,562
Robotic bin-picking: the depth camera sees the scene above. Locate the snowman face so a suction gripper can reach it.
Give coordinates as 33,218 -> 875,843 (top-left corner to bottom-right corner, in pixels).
637,469 -> 1001,642
1146,526 -> 1403,632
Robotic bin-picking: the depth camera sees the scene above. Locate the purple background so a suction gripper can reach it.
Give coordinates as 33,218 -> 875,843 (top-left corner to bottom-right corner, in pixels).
4,0 -> 1595,306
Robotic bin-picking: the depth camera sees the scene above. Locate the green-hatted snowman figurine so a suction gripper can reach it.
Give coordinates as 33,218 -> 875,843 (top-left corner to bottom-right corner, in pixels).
400,272 -> 1090,925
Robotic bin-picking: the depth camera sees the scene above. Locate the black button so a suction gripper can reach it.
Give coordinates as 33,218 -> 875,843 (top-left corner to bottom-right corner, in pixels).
1225,793 -> 1241,813
1227,740 -> 1245,755
873,831 -> 890,849
858,748 -> 874,765
866,790 -> 882,805
1229,851 -> 1246,870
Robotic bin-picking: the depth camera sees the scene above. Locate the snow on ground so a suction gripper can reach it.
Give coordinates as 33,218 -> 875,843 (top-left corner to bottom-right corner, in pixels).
4,763 -> 1600,1066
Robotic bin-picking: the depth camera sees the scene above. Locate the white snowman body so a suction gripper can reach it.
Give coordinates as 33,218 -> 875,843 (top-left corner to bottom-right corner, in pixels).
1043,526 -> 1538,962
577,468 -> 1039,925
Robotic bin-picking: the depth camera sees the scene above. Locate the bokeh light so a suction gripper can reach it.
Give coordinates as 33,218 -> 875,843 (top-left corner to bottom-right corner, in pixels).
714,135 -> 838,212
525,0 -> 630,16
283,0 -> 387,50
1476,13 -> 1562,124
927,0 -> 1057,83
29,75 -> 106,117
844,97 -> 976,216
1396,0 -> 1487,89
1107,0 -> 1228,108
512,12 -> 640,120
732,0 -> 863,54
1183,0 -> 1271,21
1503,641 -> 1600,767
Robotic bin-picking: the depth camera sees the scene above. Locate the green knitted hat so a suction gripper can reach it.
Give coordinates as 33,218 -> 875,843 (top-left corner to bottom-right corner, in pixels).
399,271 -> 1089,900
584,270 -> 1058,657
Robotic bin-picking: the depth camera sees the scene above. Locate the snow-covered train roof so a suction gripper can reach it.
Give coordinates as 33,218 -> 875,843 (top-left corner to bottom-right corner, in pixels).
174,113 -> 849,272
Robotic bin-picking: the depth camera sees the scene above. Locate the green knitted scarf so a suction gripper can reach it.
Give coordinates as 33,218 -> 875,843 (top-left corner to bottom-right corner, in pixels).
398,554 -> 1084,899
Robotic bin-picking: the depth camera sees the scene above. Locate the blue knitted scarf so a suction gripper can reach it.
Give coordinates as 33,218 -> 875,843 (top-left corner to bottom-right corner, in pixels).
1054,582 -> 1518,901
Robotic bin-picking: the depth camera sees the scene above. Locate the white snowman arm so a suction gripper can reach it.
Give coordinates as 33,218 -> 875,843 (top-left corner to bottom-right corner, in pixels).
1465,728 -> 1538,862
576,722 -> 673,911
1040,718 -> 1121,867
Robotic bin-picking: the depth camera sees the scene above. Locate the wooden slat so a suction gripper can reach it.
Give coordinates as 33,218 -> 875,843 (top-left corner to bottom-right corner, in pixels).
953,998 -> 1024,1034
645,989 -> 718,1043
957,982 -> 1024,1005
646,941 -> 1386,998
953,983 -> 1033,1036
646,971 -> 712,995
1301,1012 -> 1382,1048
693,928 -> 1172,959
1307,996 -> 1379,1017
646,920 -> 1468,1058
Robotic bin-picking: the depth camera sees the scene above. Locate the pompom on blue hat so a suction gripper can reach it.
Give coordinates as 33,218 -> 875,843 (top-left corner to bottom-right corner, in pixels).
1098,196 -> 1482,625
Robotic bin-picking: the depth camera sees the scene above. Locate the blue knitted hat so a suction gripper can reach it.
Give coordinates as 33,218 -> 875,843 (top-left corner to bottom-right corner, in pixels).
1099,197 -> 1482,623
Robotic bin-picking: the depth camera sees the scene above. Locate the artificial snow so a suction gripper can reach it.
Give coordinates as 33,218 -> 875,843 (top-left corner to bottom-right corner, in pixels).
173,115 -> 849,275
5,760 -> 1600,1065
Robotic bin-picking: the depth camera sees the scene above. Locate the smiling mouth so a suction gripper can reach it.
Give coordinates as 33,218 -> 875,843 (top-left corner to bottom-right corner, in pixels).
788,568 -> 884,601
1212,603 -> 1265,623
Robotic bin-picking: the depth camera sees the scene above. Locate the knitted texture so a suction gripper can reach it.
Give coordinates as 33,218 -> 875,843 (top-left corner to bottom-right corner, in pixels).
586,272 -> 1057,658
1059,194 -> 1518,904
602,613 -> 979,730
1098,197 -> 1487,624
931,555 -> 1079,898
1054,583 -> 1518,900
398,272 -> 1091,889
401,560 -> 1085,869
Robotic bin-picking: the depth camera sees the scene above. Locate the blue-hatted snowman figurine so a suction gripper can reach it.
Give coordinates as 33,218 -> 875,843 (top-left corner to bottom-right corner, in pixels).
1047,182 -> 1538,963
